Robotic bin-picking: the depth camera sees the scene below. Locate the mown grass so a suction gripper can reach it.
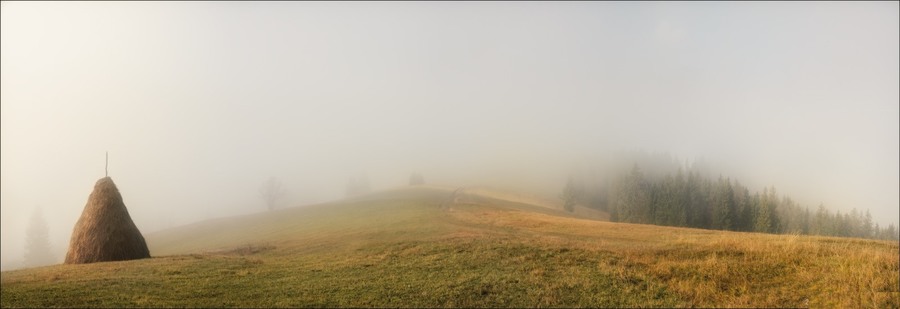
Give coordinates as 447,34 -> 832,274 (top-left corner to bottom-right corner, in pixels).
2,186 -> 898,308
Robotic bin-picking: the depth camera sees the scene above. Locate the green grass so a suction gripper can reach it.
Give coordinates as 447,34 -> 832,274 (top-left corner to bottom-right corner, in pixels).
2,186 -> 898,307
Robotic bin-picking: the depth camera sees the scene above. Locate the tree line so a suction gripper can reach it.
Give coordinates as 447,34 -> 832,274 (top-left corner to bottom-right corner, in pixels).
563,163 -> 899,241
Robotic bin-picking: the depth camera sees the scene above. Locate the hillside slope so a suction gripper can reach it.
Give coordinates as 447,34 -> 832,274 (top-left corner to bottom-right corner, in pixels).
2,186 -> 897,308
146,185 -> 604,256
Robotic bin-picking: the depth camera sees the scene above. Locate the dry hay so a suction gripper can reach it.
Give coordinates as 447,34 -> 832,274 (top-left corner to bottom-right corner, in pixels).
65,177 -> 150,264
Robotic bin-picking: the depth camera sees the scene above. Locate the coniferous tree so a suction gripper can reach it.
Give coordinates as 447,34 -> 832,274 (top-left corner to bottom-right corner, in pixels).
814,204 -> 830,235
607,174 -> 620,222
884,224 -> 898,241
848,208 -> 861,237
778,196 -> 801,234
733,182 -> 754,232
769,187 -> 782,233
25,208 -> 55,267
755,188 -> 772,233
711,176 -> 735,230
632,167 -> 652,223
672,168 -> 688,226
560,176 -> 580,213
835,211 -> 847,237
862,210 -> 873,239
615,165 -> 651,223
686,171 -> 709,228
801,207 -> 811,235
653,174 -> 683,226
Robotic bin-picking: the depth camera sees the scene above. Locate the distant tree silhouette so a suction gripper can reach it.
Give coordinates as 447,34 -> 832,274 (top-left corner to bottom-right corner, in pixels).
409,172 -> 425,185
613,165 -> 651,222
260,177 -> 286,211
711,176 -> 735,231
559,176 -> 580,213
346,174 -> 371,196
884,224 -> 899,241
25,207 -> 55,266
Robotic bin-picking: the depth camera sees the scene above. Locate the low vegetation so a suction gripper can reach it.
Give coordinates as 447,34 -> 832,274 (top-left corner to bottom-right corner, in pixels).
2,186 -> 897,307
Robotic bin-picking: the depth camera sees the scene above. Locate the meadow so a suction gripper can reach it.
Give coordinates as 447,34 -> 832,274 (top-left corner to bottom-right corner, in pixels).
2,186 -> 897,307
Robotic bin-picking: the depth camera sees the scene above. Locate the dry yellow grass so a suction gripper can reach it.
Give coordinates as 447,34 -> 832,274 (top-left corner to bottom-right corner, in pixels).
449,203 -> 900,307
3,186 -> 897,308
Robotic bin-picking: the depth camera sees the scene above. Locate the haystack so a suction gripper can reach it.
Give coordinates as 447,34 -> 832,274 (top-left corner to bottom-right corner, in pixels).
65,177 -> 150,264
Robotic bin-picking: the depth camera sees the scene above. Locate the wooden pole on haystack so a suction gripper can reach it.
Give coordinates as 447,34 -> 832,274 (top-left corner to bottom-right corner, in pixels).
105,151 -> 108,177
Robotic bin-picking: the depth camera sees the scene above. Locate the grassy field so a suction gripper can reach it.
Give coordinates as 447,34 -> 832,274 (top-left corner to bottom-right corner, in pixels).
2,186 -> 898,308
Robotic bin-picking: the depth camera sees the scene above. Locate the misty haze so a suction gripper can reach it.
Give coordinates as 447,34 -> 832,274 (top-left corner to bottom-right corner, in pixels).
1,1 -> 898,308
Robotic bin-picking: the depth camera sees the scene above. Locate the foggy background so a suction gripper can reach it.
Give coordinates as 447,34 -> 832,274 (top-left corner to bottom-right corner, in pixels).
1,2 -> 897,269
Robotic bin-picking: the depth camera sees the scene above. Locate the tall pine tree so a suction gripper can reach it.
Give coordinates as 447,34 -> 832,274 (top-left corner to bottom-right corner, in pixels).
25,207 -> 55,267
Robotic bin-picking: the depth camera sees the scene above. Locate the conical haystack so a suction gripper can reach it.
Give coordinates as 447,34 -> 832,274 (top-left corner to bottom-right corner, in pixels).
65,177 -> 150,264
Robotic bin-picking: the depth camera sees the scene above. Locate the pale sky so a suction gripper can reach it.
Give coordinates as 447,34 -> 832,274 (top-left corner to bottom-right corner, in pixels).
1,1 -> 898,268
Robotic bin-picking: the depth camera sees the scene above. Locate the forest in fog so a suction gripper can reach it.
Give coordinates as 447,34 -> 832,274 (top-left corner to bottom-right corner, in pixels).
564,152 -> 900,241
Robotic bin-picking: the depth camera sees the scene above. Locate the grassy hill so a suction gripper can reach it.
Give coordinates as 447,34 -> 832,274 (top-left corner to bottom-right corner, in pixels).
1,185 -> 898,308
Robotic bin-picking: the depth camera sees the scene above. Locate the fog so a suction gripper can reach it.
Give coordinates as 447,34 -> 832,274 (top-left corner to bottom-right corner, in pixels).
1,2 -> 897,269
